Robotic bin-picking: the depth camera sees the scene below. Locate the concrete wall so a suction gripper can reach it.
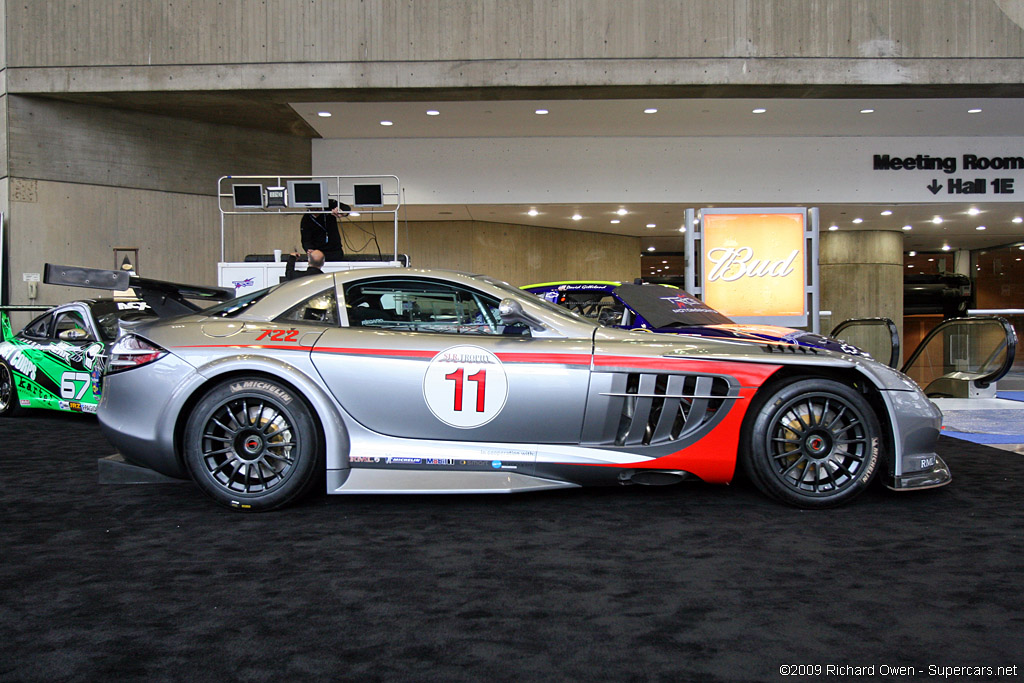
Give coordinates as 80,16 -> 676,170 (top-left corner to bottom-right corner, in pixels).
7,1 -> 1024,65
820,230 -> 904,338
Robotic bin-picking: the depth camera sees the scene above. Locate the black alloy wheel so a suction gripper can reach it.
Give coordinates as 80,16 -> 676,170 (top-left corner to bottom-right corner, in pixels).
184,377 -> 322,511
742,378 -> 881,508
0,362 -> 22,417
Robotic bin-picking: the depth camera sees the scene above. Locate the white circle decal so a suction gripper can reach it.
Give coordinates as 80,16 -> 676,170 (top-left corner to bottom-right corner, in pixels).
423,345 -> 509,428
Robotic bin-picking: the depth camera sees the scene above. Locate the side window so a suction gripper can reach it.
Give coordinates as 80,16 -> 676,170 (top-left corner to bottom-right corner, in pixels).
23,313 -> 53,339
53,310 -> 92,340
562,293 -> 625,326
276,289 -> 339,326
344,279 -> 528,336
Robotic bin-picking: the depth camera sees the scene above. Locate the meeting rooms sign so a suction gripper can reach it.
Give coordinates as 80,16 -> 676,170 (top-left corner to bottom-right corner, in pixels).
873,153 -> 1020,195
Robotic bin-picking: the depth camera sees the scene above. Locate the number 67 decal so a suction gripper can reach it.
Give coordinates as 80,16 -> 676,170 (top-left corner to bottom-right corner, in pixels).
61,371 -> 91,400
423,345 -> 508,428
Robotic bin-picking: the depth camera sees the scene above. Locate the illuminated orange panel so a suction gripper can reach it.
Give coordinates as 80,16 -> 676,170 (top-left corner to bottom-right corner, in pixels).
702,213 -> 806,317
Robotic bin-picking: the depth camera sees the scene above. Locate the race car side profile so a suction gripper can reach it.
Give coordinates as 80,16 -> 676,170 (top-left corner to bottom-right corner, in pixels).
50,264 -> 950,511
523,281 -> 874,358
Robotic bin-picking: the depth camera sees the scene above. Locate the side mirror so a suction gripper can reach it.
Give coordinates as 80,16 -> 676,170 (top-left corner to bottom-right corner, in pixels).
59,328 -> 92,342
498,298 -> 547,332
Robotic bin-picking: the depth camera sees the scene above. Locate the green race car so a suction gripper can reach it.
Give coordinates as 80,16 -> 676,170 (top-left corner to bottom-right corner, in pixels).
0,299 -> 157,416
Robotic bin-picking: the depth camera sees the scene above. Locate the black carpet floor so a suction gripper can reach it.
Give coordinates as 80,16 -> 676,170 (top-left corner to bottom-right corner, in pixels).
1,413 -> 1022,682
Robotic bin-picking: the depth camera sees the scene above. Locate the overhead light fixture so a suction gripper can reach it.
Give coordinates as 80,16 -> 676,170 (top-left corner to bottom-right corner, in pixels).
678,227 -> 687,233
968,108 -> 982,114
941,244 -> 951,251
976,225 -> 987,230
1012,217 -> 1023,224
908,264 -> 915,268
571,213 -> 582,221
610,219 -> 621,224
902,225 -> 913,230
317,111 -> 332,118
860,108 -> 875,114
535,109 -> 549,115
828,225 -> 838,231
647,246 -> 656,252
852,218 -> 863,224
968,207 -> 980,215
527,209 -> 539,217
380,120 -> 393,126
426,110 -> 440,116
752,108 -> 766,114
644,108 -> 658,114
880,210 -> 892,216
646,223 -> 656,228
616,208 -> 628,216
932,216 -> 943,224
909,251 -> 916,256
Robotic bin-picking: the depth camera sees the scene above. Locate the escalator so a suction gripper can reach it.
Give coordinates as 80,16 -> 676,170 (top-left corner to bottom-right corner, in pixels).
900,316 -> 1018,398
831,315 -> 1018,397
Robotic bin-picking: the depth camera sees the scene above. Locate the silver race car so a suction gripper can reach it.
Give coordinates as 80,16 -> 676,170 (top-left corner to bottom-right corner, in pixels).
50,264 -> 950,511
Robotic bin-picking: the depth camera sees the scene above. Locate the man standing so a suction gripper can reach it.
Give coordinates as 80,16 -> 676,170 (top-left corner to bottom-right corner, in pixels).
299,199 -> 348,261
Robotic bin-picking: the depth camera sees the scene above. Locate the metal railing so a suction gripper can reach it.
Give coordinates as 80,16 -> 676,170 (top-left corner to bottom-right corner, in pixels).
830,317 -> 900,368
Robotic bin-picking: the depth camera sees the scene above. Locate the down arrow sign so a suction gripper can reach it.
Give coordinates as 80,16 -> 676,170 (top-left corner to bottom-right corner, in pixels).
927,179 -> 943,195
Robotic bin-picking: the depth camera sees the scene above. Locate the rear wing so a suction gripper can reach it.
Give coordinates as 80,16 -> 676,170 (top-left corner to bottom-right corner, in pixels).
43,264 -> 235,317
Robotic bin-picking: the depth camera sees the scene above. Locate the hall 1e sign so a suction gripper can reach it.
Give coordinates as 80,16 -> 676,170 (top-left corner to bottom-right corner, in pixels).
701,213 -> 806,318
873,153 -> 1019,196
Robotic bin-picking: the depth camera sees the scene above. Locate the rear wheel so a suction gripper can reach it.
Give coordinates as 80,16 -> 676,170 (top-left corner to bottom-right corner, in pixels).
741,378 -> 881,508
183,377 -> 322,511
0,362 -> 24,417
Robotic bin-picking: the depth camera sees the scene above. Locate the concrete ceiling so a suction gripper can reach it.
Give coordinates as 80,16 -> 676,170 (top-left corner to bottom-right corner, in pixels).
291,96 -> 1024,255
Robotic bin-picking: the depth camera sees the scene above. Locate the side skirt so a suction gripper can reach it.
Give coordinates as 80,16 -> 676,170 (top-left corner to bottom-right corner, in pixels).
327,468 -> 580,494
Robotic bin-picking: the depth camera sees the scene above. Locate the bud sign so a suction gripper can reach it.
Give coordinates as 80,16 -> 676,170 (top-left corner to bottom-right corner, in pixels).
701,212 -> 806,318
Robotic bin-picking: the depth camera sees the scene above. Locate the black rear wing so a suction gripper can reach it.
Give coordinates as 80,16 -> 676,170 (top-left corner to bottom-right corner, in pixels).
43,264 -> 235,317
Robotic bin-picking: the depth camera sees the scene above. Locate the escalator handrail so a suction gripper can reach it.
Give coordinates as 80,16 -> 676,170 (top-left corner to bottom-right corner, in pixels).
829,317 -> 900,369
900,315 -> 1018,388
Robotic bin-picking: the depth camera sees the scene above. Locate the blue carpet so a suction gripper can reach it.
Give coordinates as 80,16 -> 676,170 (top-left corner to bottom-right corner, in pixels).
941,409 -> 1024,437
940,429 -> 1024,444
996,391 -> 1024,402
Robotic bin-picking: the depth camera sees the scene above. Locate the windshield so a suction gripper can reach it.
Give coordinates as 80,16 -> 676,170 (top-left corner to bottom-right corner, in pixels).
612,284 -> 734,328
203,285 -> 277,317
481,276 -> 592,324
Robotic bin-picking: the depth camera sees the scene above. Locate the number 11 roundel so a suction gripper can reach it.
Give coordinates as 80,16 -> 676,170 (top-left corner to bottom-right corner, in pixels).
423,345 -> 509,428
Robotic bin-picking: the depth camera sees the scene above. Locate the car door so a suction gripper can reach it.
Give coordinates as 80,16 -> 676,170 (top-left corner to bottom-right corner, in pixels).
311,276 -> 593,444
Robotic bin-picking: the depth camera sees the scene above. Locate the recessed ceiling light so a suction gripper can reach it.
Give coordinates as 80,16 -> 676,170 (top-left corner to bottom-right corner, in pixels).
908,264 -> 915,268
646,223 -> 656,228
661,260 -> 668,264
317,111 -> 332,118
647,246 -> 656,252
928,258 -> 935,262
752,108 -> 766,114
380,120 -> 393,126
1014,217 -> 1023,223
909,251 -> 916,256
610,219 -> 621,224
852,218 -> 863,224
880,210 -> 892,216
1019,245 -> 1024,250
644,108 -> 658,114
571,213 -> 582,221
678,227 -> 687,233
426,110 -> 440,116
976,225 -> 987,230
968,207 -> 980,215
828,225 -> 838,231
932,216 -> 943,224
968,108 -> 982,114
616,208 -> 628,216
860,108 -> 875,114
902,225 -> 912,230
941,245 -> 951,251
527,209 -> 539,217
535,109 -> 549,115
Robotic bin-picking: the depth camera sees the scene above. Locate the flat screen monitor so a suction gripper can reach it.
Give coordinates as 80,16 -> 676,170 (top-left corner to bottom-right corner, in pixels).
287,180 -> 329,209
353,184 -> 384,206
232,184 -> 265,208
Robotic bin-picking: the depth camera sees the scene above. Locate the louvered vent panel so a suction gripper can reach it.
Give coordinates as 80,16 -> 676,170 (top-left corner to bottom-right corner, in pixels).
611,373 -> 730,447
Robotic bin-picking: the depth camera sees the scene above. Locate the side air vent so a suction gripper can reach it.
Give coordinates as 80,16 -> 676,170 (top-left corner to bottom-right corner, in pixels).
583,373 -> 733,448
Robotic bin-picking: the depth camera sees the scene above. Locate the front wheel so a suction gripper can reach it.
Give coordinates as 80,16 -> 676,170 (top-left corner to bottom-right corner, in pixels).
741,378 -> 881,508
184,377 -> 322,511
0,362 -> 24,417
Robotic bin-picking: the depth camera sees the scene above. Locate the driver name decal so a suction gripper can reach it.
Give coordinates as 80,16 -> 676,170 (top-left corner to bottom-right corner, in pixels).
423,345 -> 508,428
